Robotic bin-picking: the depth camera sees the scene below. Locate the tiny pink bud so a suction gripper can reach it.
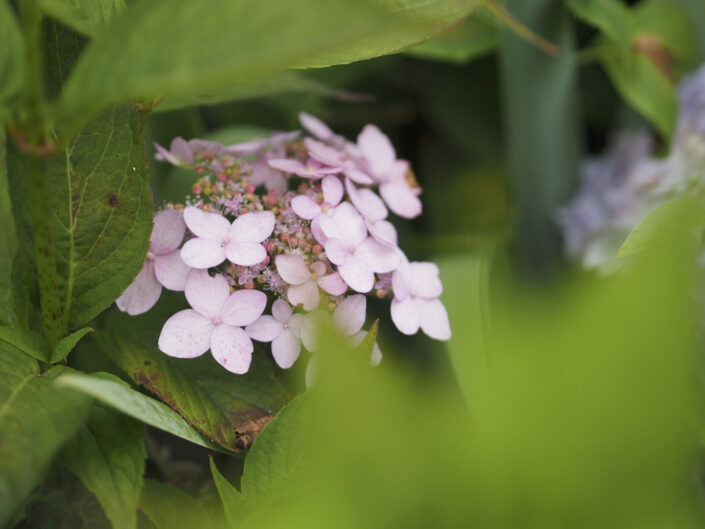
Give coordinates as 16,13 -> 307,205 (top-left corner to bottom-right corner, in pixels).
217,172 -> 228,182
312,244 -> 322,254
267,194 -> 278,205
289,237 -> 299,247
262,255 -> 271,265
245,184 -> 256,194
280,232 -> 290,242
194,164 -> 204,173
245,281 -> 255,289
265,241 -> 275,253
192,184 -> 202,194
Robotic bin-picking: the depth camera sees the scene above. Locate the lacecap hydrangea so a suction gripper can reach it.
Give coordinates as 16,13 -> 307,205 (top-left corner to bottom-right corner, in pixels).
116,113 -> 451,376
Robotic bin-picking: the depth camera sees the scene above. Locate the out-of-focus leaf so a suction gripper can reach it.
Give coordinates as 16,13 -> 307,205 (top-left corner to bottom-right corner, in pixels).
0,326 -> 49,362
35,0 -> 126,38
94,302 -> 292,452
63,405 -> 146,529
55,372 -> 226,452
0,350 -> 92,527
26,475 -> 112,529
566,0 -> 630,46
633,0 -> 696,68
241,394 -> 308,510
0,1 -> 24,114
0,114 -> 18,328
617,195 -> 705,257
405,15 -> 499,64
139,480 -> 214,529
210,459 -> 244,529
54,0 -> 481,125
6,104 -> 153,331
51,327 -> 92,363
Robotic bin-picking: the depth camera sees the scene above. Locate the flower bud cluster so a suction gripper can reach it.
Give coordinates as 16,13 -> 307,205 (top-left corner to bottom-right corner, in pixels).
117,113 -> 451,376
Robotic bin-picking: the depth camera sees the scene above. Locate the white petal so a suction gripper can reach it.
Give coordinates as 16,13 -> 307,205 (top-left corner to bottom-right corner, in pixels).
275,253 -> 311,285
345,178 -> 387,221
390,297 -> 420,335
170,137 -> 194,164
291,195 -> 321,220
287,313 -> 304,338
305,137 -> 341,165
225,241 -> 266,266
151,210 -> 186,255
333,294 -> 366,336
357,124 -> 396,177
271,330 -> 301,369
153,251 -> 190,291
317,272 -> 348,296
287,280 -> 320,311
230,211 -> 275,243
323,238 -> 349,266
185,269 -> 230,318
310,217 -> 327,245
245,315 -> 283,342
366,219 -> 398,246
272,298 -> 293,323
380,181 -> 422,219
410,262 -> 443,298
210,324 -> 253,374
220,289 -> 267,327
116,261 -> 162,315
417,298 -> 451,340
180,238 -> 226,269
322,175 -> 343,206
318,202 -> 367,245
344,167 -> 375,185
300,311 -> 328,352
391,262 -> 412,300
300,112 -> 334,141
339,257 -> 375,293
357,237 -> 400,273
158,309 -> 213,358
183,206 -> 230,240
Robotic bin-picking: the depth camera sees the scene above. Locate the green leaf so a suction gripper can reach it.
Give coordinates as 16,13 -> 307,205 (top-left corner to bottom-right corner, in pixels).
0,348 -> 93,527
618,195 -> 705,258
6,104 -> 153,331
54,0 -> 480,126
210,458 -> 244,529
241,394 -> 308,509
405,14 -> 499,64
25,474 -> 112,529
62,405 -> 145,529
55,372 -> 226,452
51,327 -> 92,363
35,0 -> 126,38
0,0 -> 25,114
566,0 -> 630,46
139,480 -> 214,529
0,326 -> 50,362
94,303 -> 292,452
632,0 -> 696,68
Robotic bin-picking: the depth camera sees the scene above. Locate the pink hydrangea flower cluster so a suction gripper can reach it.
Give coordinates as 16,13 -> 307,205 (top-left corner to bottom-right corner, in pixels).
117,113 -> 451,375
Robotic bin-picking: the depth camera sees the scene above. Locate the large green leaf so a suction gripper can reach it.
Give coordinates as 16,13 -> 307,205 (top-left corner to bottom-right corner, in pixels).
56,372 -> 226,452
0,326 -> 49,362
94,302 -> 293,452
7,104 -> 153,331
0,347 -> 93,527
53,0 -> 480,126
0,0 -> 24,113
63,405 -> 146,529
36,0 -> 126,38
139,480 -> 215,529
210,459 -> 244,529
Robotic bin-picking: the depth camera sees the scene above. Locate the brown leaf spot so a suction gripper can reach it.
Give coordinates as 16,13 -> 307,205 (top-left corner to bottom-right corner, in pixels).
107,194 -> 120,207
234,415 -> 272,450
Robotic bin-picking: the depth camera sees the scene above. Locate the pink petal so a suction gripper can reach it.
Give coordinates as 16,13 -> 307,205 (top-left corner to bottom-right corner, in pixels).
225,138 -> 266,156
275,254 -> 311,285
300,112 -> 334,141
417,298 -> 451,340
390,297 -> 420,336
317,272 -> 347,296
322,175 -> 344,206
210,324 -> 253,374
318,202 -> 367,246
287,313 -> 304,338
158,309 -> 213,358
357,124 -> 396,177
230,211 -> 275,243
391,265 -> 411,301
366,219 -> 398,246
180,238 -> 226,269
185,270 -> 230,318
220,289 -> 267,326
245,315 -> 283,342
305,137 -> 342,165
333,294 -> 366,336
287,280 -> 320,311
300,310 -> 329,352
153,142 -> 180,166
345,179 -> 387,221
291,195 -> 321,220
266,171 -> 287,194
323,238 -> 349,266
153,251 -> 190,291
338,256 -> 375,293
357,237 -> 400,273
224,241 -> 266,266
151,210 -> 186,255
268,159 -> 307,174
183,206 -> 231,240
380,181 -> 422,219
116,261 -> 162,315
310,217 -> 327,245
271,329 -> 301,369
344,167 -> 375,185
272,298 -> 293,323
170,137 -> 194,164
410,262 -> 443,298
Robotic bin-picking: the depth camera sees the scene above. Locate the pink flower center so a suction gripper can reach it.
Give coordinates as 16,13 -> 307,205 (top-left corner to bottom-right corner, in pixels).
146,251 -> 155,260
212,315 -> 223,325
